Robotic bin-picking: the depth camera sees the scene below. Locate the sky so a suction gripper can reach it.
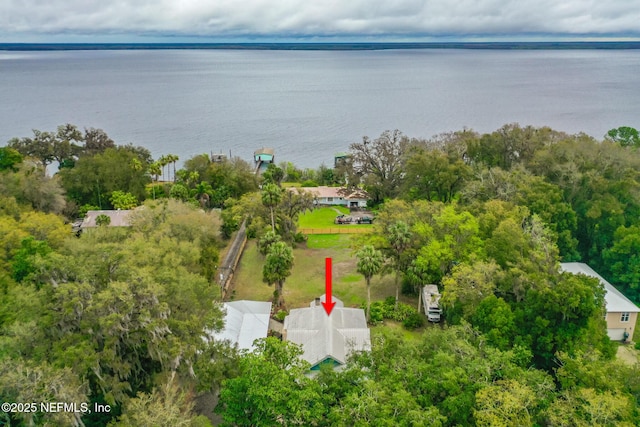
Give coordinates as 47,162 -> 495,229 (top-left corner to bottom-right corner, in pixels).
1,0 -> 639,43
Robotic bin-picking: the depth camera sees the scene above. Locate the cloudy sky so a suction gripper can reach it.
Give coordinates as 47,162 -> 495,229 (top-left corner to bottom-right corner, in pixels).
1,0 -> 639,42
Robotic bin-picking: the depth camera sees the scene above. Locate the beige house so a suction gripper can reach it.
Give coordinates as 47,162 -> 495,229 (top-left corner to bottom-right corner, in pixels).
561,263 -> 640,342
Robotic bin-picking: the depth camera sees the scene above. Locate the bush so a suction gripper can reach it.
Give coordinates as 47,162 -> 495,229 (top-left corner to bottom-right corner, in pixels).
300,180 -> 318,187
274,310 -> 287,322
169,183 -> 189,201
365,302 -> 385,324
367,297 -> 424,329
402,311 -> 425,330
79,204 -> 100,217
146,183 -> 168,199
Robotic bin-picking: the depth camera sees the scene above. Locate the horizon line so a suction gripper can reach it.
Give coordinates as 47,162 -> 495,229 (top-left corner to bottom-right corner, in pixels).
3,41 -> 640,51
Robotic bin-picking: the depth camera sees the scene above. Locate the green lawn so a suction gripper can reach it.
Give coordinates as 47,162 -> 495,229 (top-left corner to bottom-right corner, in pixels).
298,206 -> 350,228
370,320 -> 426,342
306,234 -> 354,249
230,237 -> 417,311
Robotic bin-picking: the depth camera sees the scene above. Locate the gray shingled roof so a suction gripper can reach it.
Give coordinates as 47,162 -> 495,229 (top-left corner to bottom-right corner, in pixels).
283,295 -> 371,367
560,263 -> 640,313
209,301 -> 272,351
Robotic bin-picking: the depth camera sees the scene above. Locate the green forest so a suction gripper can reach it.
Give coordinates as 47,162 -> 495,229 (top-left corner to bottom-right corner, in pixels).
2,123 -> 640,426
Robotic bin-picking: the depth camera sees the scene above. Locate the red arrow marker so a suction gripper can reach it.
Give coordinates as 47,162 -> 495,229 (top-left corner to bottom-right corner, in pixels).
322,257 -> 336,316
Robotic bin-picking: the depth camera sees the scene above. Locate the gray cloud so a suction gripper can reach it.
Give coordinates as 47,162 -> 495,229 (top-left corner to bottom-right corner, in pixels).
1,0 -> 639,40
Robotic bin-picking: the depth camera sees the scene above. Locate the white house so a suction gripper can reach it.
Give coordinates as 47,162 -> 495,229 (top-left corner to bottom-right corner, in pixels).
294,186 -> 369,208
283,295 -> 371,370
208,300 -> 272,351
560,263 -> 640,342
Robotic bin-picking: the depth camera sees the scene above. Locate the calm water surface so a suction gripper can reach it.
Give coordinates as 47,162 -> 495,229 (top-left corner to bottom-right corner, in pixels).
1,49 -> 639,168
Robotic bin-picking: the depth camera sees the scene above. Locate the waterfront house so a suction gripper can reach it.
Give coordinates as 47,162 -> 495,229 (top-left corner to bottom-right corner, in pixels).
295,186 -> 369,209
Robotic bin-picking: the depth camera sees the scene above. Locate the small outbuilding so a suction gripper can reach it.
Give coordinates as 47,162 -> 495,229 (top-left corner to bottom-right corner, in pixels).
283,295 -> 371,370
254,148 -> 275,164
560,263 -> 640,342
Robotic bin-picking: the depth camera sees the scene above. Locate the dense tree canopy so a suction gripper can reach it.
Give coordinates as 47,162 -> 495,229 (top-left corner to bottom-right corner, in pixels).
59,146 -> 152,210
0,199 -> 227,425
4,121 -> 640,426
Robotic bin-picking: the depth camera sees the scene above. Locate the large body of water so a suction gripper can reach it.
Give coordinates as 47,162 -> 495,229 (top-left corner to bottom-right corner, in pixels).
1,48 -> 639,169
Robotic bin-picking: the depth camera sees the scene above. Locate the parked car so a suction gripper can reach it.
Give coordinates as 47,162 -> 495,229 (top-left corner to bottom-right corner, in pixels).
357,216 -> 374,224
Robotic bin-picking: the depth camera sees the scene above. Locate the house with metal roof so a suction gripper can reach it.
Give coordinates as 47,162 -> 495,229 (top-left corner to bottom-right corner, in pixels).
560,263 -> 640,342
295,186 -> 369,209
283,295 -> 371,370
208,300 -> 272,351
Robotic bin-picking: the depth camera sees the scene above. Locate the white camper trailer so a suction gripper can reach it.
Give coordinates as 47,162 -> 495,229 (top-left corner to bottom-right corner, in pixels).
422,285 -> 442,323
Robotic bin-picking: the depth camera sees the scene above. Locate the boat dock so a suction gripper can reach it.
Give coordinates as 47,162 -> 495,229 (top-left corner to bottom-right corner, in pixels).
254,147 -> 275,174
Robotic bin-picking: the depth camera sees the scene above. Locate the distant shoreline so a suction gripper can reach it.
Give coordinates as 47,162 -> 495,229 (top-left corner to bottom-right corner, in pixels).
2,42 -> 640,51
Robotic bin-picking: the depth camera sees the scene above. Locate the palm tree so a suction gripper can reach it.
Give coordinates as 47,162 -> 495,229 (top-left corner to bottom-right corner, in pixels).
263,241 -> 294,308
166,154 -> 179,182
261,183 -> 282,232
149,162 -> 161,182
407,258 -> 430,314
356,245 -> 384,322
386,221 -> 412,308
158,155 -> 169,182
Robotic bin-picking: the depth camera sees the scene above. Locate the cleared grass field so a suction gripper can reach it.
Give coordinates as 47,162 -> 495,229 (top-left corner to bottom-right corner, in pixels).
298,206 -> 373,234
230,234 -> 417,311
298,206 -> 350,228
306,234 -> 354,249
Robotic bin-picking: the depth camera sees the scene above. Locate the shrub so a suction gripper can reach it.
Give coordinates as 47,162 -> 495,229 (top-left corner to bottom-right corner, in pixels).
367,297 -> 424,329
78,204 -> 100,217
169,183 -> 189,201
403,311 -> 425,330
274,310 -> 287,322
364,301 -> 385,325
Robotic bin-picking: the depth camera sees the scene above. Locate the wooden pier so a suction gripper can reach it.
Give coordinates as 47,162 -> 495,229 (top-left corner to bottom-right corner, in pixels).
254,147 -> 275,174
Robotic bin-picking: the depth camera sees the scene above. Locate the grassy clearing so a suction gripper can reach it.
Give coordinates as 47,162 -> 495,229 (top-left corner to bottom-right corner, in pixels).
616,344 -> 639,366
306,234 -> 354,249
298,206 -> 350,228
230,237 -> 418,311
370,320 -> 427,342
